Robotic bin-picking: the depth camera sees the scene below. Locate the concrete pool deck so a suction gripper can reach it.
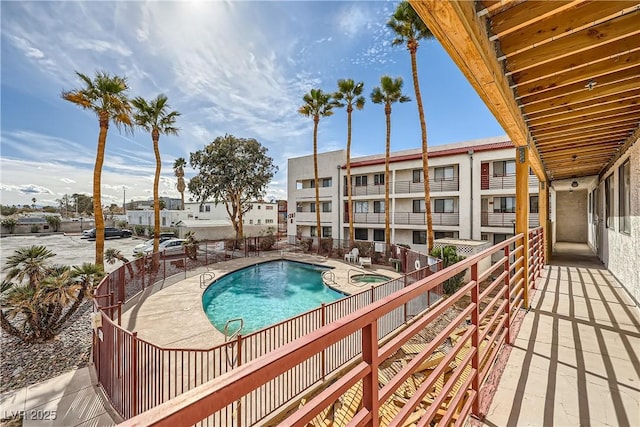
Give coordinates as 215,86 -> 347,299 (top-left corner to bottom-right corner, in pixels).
119,252 -> 401,349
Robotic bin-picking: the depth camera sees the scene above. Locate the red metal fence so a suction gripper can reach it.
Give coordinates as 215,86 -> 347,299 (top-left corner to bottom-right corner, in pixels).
115,227 -> 545,426
92,236 -> 440,421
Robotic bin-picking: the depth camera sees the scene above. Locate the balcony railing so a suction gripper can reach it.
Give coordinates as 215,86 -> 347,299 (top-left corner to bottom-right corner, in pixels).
481,174 -> 539,190
344,183 -> 387,197
481,212 -> 540,228
344,211 -> 460,226
395,177 -> 459,193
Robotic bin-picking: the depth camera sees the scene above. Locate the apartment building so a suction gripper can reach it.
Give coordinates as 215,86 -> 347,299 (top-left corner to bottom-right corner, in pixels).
183,201 -> 278,228
287,137 -> 542,253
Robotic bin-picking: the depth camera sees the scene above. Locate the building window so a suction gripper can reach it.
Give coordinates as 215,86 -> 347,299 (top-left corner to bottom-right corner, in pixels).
257,219 -> 261,224
413,231 -> 426,244
619,160 -> 630,234
494,160 -> 515,177
412,169 -> 422,183
310,203 -> 316,213
309,226 -> 317,237
296,203 -> 303,213
199,204 -> 205,213
434,231 -> 456,239
296,182 -> 303,190
322,226 -> 332,237
162,217 -> 166,226
373,229 -> 384,242
605,174 -> 614,229
481,233 -> 489,241
530,196 -> 539,214
434,199 -> 454,213
249,219 -> 253,225
257,205 -> 261,209
322,202 -> 331,212
265,219 -> 274,224
355,175 -> 368,186
373,201 -> 385,213
354,228 -> 368,240
374,173 -> 385,185
413,200 -> 425,213
354,201 -> 368,213
309,180 -> 315,188
494,233 -> 509,244
266,205 -> 274,210
434,166 -> 454,181
322,178 -> 332,187
205,205 -> 211,212
493,197 -> 515,213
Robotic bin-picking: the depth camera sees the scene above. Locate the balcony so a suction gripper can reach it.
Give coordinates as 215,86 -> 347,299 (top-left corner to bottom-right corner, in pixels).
295,186 -> 334,199
395,177 -> 459,193
481,173 -> 538,190
344,183 -> 386,197
344,211 -> 460,226
481,212 -> 540,228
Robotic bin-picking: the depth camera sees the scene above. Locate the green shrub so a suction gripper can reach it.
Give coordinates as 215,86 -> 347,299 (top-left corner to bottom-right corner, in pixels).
1,218 -> 17,234
134,225 -> 146,236
430,245 -> 466,295
117,220 -> 128,228
45,215 -> 61,232
30,225 -> 40,233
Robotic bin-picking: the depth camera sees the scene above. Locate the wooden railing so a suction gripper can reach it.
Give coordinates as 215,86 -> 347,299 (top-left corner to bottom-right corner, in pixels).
119,228 -> 545,427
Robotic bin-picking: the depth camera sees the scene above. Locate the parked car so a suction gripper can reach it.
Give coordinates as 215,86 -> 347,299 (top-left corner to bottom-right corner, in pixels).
142,239 -> 187,256
82,228 -> 95,238
133,234 -> 177,254
88,227 -> 132,238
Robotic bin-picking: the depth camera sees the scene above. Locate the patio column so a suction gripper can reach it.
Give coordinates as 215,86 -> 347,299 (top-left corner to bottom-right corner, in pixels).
539,180 -> 549,263
515,146 -> 530,309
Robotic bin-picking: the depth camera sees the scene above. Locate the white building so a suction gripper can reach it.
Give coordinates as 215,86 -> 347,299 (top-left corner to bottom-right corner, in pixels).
183,201 -> 278,228
287,137 -> 542,253
126,209 -> 190,228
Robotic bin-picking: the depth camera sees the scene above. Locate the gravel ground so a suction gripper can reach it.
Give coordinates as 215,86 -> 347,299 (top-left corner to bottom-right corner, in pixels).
0,234 -> 142,394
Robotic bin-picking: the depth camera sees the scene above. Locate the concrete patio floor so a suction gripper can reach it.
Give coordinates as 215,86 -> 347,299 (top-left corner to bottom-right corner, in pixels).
481,242 -> 640,426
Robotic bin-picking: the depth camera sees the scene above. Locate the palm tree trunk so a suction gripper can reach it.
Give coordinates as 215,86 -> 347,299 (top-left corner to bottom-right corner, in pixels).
384,105 -> 391,246
152,131 -> 161,269
410,45 -> 434,252
347,107 -> 354,244
180,188 -> 185,210
94,112 -> 108,269
313,116 -> 321,252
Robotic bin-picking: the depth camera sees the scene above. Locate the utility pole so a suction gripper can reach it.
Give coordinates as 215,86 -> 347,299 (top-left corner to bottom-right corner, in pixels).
123,186 -> 127,214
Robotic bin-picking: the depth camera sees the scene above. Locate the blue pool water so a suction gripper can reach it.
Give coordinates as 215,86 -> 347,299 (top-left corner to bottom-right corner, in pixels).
202,260 -> 344,334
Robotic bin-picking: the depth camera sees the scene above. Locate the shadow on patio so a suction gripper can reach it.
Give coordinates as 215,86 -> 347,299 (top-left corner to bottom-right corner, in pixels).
482,242 -> 640,426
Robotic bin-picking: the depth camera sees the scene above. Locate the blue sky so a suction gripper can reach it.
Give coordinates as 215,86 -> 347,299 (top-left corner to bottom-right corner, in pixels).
0,1 -> 506,208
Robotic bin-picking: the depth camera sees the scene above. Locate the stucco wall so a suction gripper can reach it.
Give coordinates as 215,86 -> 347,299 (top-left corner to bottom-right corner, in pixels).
600,138 -> 639,304
556,190 -> 588,242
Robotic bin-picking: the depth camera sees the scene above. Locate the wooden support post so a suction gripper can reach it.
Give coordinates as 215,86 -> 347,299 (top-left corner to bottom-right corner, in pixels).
471,262 -> 480,416
539,180 -> 549,264
362,322 -> 379,427
516,146 -> 530,309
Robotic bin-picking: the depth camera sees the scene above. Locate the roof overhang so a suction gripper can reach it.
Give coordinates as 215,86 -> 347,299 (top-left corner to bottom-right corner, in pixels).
410,0 -> 640,182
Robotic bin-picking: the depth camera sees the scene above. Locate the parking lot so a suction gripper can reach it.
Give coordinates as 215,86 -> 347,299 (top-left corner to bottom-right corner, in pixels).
0,233 -> 145,281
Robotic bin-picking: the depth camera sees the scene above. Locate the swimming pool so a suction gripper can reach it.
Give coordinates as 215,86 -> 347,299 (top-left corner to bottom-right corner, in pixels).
350,273 -> 391,284
202,260 -> 345,334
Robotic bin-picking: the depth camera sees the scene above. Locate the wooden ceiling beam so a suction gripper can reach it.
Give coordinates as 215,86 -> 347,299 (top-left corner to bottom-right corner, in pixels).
545,155 -> 615,165
511,35 -> 640,89
537,133 -> 629,148
488,1 -> 580,40
600,126 -> 640,178
518,65 -> 640,107
498,2 -> 637,57
529,106 -> 640,132
477,0 -> 520,18
409,0 -> 547,181
505,11 -> 640,75
526,97 -> 640,127
542,144 -> 621,158
533,115 -> 639,139
535,125 -> 636,144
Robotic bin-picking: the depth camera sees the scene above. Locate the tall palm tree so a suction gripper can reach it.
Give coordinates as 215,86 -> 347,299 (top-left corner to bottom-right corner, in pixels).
62,71 -> 133,269
333,79 -> 365,244
298,89 -> 336,247
131,94 -> 180,257
371,76 -> 411,247
31,197 -> 37,210
388,1 -> 436,251
2,245 -> 55,289
173,157 -> 187,210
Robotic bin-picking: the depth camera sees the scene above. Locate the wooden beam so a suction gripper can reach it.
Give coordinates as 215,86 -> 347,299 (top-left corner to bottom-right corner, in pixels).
504,11 -> 640,74
532,113 -> 639,139
599,126 -> 640,178
477,0 -> 519,18
526,98 -> 640,127
511,35 -> 640,87
525,88 -> 640,122
534,125 -> 637,145
488,1 -> 580,40
518,65 -> 640,105
409,0 -> 547,180
538,180 -> 550,263
515,146 -> 530,308
498,2 -> 638,57
538,135 -> 628,152
529,106 -> 640,132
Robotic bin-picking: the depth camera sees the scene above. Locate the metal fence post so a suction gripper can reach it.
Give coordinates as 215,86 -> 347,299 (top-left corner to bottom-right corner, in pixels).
321,304 -> 326,381
132,331 -> 138,417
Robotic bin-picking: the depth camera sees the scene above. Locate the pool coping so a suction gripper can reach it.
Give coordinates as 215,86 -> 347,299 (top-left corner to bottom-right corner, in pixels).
118,251 -> 401,349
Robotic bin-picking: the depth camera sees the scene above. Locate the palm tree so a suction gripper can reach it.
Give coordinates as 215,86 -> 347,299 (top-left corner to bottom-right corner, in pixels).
131,94 -> 180,258
105,248 -> 134,279
31,197 -> 37,210
2,245 -> 55,289
388,2 -> 436,251
333,79 -> 365,244
371,76 -> 411,247
298,89 -> 336,248
173,157 -> 187,210
62,71 -> 133,269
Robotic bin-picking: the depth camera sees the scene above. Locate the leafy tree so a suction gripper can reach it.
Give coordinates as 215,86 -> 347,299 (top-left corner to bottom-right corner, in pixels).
371,76 -> 410,246
62,71 -> 133,269
1,205 -> 18,216
298,89 -> 336,245
132,94 -> 180,261
430,246 -> 466,295
389,1 -> 436,251
31,197 -> 37,210
1,218 -> 17,234
189,135 -> 277,241
1,247 -> 104,342
158,199 -> 166,211
72,193 -> 94,215
173,157 -> 187,210
105,248 -> 134,279
333,79 -> 365,244
45,215 -> 61,232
